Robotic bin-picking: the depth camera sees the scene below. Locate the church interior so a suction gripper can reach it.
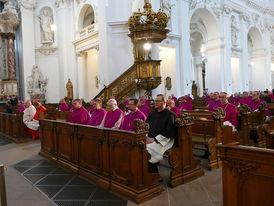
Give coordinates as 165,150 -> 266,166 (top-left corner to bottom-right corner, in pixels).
0,0 -> 274,206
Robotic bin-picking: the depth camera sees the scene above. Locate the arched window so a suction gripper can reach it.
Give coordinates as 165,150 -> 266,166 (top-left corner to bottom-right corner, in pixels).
81,5 -> 95,29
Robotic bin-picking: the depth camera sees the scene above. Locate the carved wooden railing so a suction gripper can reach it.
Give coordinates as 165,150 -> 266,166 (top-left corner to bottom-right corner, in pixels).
94,64 -> 137,104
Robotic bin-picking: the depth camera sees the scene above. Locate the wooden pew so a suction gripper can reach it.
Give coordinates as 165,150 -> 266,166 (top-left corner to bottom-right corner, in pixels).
39,119 -> 163,204
238,103 -> 267,147
217,142 -> 274,206
262,116 -> 274,149
191,97 -> 208,110
0,112 -> 31,143
39,114 -> 204,203
190,108 -> 225,170
167,113 -> 204,187
182,110 -> 212,120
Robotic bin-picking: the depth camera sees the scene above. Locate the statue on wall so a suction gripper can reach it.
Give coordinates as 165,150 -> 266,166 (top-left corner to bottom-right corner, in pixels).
66,78 -> 73,100
192,80 -> 198,98
38,7 -> 54,44
26,65 -> 48,95
231,16 -> 239,48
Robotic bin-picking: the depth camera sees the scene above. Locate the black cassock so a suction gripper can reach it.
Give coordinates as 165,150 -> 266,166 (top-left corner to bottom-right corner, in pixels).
146,109 -> 177,173
146,108 -> 177,142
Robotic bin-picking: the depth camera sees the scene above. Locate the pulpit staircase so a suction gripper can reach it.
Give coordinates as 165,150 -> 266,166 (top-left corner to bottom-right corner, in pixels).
94,63 -> 138,104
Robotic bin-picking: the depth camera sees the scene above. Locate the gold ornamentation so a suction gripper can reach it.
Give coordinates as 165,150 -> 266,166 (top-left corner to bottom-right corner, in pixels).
239,104 -> 251,115
134,119 -> 150,133
175,113 -> 194,126
212,108 -> 226,120
258,102 -> 268,111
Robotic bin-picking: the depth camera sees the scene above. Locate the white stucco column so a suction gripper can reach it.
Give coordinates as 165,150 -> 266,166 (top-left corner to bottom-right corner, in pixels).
222,12 -> 233,94
240,17 -> 250,92
265,30 -> 272,90
205,38 -> 225,92
178,0 -> 192,95
55,1 -> 76,98
18,1 -> 36,100
76,52 -> 86,99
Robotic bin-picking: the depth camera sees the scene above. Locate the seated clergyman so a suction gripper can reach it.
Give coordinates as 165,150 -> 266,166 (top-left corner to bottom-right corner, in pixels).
67,99 -> 90,124
23,100 -> 39,140
100,99 -> 125,129
146,94 -> 177,173
120,98 -> 146,131
217,92 -> 238,131
86,98 -> 106,126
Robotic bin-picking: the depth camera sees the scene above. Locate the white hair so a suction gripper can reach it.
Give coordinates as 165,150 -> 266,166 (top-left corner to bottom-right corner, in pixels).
108,98 -> 117,105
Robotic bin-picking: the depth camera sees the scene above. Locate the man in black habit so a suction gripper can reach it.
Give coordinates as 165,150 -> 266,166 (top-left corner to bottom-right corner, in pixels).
146,94 -> 177,173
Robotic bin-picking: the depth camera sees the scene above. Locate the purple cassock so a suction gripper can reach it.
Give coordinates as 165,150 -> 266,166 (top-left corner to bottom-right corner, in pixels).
103,108 -> 125,128
208,100 -> 221,112
18,105 -> 26,113
88,106 -> 95,115
230,98 -> 240,106
59,103 -> 69,111
268,94 -> 274,99
178,101 -> 193,111
171,97 -> 178,102
87,108 -> 106,126
239,97 -> 252,105
170,106 -> 181,117
139,105 -> 151,117
67,106 -> 90,125
248,99 -> 271,116
120,109 -> 146,131
218,103 -> 239,128
186,97 -> 192,102
69,105 -> 74,111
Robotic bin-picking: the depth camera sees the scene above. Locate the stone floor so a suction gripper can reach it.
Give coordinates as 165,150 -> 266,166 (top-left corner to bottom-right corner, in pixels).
0,136 -> 222,206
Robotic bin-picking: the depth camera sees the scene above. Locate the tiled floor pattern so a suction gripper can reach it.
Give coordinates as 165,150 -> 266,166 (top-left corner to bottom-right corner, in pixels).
0,135 -> 11,146
13,159 -> 127,206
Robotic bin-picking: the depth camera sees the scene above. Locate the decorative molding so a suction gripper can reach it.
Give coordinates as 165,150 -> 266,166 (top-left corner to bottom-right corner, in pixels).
212,108 -> 226,120
239,104 -> 251,115
222,157 -> 260,178
222,5 -> 232,16
18,0 -> 35,10
134,119 -> 149,133
175,113 -> 194,126
54,0 -> 72,9
36,44 -> 58,56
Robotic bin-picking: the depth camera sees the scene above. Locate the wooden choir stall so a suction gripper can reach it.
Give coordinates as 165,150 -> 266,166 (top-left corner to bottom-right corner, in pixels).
39,114 -> 204,204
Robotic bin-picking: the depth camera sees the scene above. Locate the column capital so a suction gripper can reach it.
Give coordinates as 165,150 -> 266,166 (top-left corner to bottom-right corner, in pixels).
18,0 -> 36,10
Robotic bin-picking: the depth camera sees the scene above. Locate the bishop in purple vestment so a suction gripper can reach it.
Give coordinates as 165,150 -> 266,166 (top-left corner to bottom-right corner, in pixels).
120,99 -> 146,131
100,99 -> 125,129
67,99 -> 90,124
167,99 -> 181,117
18,101 -> 26,112
217,92 -> 239,129
139,98 -> 151,117
59,99 -> 70,111
87,98 -> 106,126
248,91 -> 270,116
239,91 -> 252,105
208,92 -> 221,112
178,96 -> 193,111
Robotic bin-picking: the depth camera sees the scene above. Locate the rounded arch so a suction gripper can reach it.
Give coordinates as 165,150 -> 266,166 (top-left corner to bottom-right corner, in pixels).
75,2 -> 97,31
247,27 -> 264,51
189,8 -> 220,41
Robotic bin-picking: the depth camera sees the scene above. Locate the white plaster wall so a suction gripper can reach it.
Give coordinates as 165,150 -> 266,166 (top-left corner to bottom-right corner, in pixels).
231,57 -> 241,93
35,52 -> 60,103
159,47 -> 177,97
86,48 -> 99,100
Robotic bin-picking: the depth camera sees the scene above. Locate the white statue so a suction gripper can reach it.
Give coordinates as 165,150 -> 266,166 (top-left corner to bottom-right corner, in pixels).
27,65 -> 48,95
231,16 -> 239,47
38,7 -> 54,43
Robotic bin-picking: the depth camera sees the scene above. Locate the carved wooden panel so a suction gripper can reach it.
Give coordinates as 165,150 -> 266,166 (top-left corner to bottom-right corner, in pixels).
218,143 -> 274,206
56,122 -> 75,163
77,126 -> 108,177
40,120 -> 57,159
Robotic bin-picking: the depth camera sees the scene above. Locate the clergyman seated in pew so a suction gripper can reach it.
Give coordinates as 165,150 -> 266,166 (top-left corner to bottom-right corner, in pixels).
167,99 -> 181,117
217,92 -> 238,131
100,98 -> 125,129
67,99 -> 90,124
120,98 -> 146,131
178,96 -> 193,111
23,100 -> 39,140
146,94 -> 177,173
59,98 -> 70,111
86,98 -> 106,126
248,91 -> 271,116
